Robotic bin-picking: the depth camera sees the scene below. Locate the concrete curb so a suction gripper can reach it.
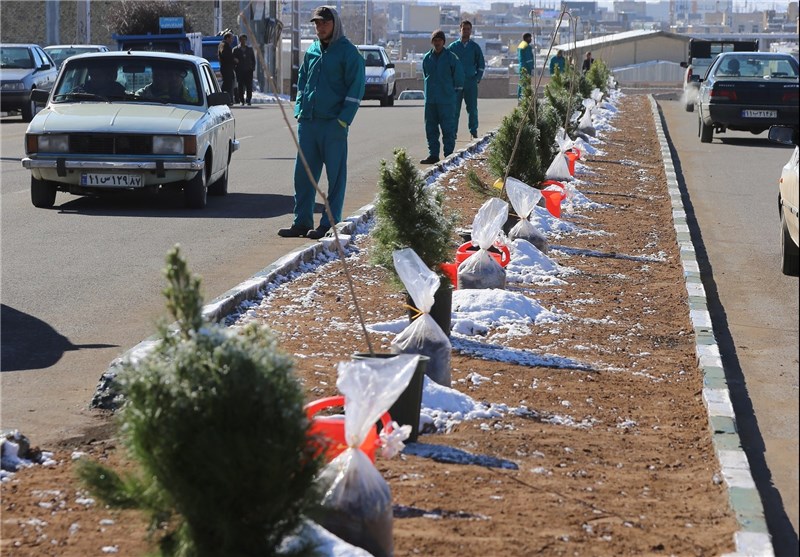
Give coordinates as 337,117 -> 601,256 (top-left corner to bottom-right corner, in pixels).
90,134 -> 493,409
648,96 -> 774,557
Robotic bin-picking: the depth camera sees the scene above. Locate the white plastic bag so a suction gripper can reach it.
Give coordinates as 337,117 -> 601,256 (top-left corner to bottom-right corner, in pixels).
578,106 -> 596,137
316,355 -> 420,557
458,197 -> 508,290
390,248 -> 452,387
504,177 -> 549,251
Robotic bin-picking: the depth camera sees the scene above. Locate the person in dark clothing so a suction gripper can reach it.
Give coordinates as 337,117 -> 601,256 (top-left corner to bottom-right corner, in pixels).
233,34 -> 256,105
218,32 -> 236,104
582,51 -> 594,73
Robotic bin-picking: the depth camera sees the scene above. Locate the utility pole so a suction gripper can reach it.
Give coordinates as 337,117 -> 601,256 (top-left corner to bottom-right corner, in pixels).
290,1 -> 300,101
46,0 -> 60,46
76,0 -> 90,43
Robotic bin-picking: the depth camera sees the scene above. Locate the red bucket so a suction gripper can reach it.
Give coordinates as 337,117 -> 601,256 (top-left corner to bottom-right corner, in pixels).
440,262 -> 458,289
305,395 -> 392,463
564,149 -> 580,176
455,241 -> 511,268
539,180 -> 566,218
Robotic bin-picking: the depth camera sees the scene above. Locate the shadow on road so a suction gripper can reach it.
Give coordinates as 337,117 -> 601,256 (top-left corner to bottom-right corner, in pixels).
0,304 -> 116,372
659,108 -> 800,556
50,191 -> 296,219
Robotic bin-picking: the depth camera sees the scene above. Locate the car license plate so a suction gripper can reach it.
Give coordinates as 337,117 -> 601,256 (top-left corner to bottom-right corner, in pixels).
741,110 -> 777,118
81,173 -> 143,187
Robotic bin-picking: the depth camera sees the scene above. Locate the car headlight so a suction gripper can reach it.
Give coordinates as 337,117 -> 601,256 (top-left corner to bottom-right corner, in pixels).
1,81 -> 25,91
366,76 -> 383,84
153,136 -> 185,155
37,134 -> 69,153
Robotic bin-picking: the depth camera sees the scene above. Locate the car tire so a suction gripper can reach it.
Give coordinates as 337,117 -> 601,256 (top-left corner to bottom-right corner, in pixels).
21,94 -> 39,123
685,100 -> 694,112
699,119 -> 713,143
780,210 -> 799,276
31,177 -> 57,208
184,166 -> 207,209
208,152 -> 229,197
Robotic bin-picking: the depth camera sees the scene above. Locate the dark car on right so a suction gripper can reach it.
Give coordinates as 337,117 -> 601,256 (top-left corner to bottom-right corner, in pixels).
696,51 -> 799,143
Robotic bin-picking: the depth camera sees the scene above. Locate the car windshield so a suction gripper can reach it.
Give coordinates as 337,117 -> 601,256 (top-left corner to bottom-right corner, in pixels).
714,55 -> 800,79
0,46 -> 34,69
44,47 -> 102,66
51,58 -> 203,106
359,50 -> 384,67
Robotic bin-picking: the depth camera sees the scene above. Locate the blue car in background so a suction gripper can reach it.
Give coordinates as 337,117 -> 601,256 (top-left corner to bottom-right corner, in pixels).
0,43 -> 58,121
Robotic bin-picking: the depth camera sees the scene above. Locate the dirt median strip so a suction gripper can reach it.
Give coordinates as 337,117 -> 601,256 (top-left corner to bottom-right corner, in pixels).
2,92 -> 769,556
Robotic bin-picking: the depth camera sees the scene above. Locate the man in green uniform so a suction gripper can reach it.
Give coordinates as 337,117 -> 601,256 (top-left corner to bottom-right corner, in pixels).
517,32 -> 534,99
278,6 -> 365,239
420,29 -> 464,165
448,20 -> 485,140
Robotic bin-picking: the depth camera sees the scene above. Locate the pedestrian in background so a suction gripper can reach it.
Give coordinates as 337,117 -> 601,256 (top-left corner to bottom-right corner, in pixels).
517,32 -> 534,99
549,50 -> 566,75
218,32 -> 236,104
582,51 -> 594,73
420,29 -> 464,165
278,5 -> 365,239
233,34 -> 256,105
448,20 -> 485,140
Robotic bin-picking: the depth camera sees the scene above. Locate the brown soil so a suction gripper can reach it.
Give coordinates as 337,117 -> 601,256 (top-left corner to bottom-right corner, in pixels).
0,94 -> 739,556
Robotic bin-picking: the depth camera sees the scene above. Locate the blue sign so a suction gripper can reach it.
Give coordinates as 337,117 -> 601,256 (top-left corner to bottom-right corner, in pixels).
159,17 -> 184,30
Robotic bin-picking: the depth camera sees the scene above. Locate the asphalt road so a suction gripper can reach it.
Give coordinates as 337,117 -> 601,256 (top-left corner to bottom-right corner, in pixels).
658,98 -> 799,553
0,98 -> 518,445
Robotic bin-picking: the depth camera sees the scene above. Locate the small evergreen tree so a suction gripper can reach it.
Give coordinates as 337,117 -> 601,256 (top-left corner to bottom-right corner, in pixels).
487,70 -> 545,187
586,58 -> 611,93
372,149 -> 456,282
79,246 -> 323,557
544,65 -> 582,135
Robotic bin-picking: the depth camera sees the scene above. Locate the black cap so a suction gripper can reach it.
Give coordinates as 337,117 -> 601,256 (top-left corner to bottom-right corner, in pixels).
431,29 -> 446,42
310,6 -> 334,22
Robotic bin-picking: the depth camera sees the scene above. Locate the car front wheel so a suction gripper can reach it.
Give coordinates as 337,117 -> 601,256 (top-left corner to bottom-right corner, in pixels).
780,210 -> 799,276
31,176 -> 57,208
184,167 -> 207,209
208,152 -> 229,196
21,95 -> 39,122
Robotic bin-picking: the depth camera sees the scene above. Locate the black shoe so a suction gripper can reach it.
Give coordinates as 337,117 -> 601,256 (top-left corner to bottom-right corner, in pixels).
306,225 -> 331,240
247,101 -> 252,106
278,225 -> 310,238
419,155 -> 440,164
471,132 -> 478,139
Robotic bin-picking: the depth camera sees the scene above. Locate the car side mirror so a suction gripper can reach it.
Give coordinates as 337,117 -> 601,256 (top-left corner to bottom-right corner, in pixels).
38,63 -> 51,71
208,91 -> 230,106
385,62 -> 395,69
768,125 -> 797,146
680,61 -> 688,68
30,89 -> 50,103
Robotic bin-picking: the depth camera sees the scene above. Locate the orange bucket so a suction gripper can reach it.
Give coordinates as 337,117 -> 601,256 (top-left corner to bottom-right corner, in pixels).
564,149 -> 579,176
440,262 -> 458,289
305,395 -> 392,464
455,241 -> 511,268
539,180 -> 566,218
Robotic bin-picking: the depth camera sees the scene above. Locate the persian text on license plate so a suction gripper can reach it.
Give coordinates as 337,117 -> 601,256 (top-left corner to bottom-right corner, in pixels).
742,110 -> 777,118
81,173 -> 143,187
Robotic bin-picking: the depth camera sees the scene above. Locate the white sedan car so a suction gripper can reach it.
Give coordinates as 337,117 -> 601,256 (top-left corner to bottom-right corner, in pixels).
768,125 -> 799,276
22,51 -> 239,209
